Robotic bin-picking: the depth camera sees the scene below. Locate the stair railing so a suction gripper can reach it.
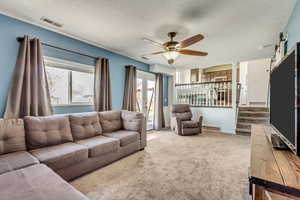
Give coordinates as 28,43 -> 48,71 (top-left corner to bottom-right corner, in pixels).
175,81 -> 233,107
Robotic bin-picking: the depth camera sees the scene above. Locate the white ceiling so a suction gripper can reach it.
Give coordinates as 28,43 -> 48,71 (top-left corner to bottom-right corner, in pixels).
0,0 -> 296,69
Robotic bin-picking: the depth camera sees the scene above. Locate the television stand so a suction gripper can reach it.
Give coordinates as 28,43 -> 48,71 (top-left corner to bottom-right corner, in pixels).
249,124 -> 300,200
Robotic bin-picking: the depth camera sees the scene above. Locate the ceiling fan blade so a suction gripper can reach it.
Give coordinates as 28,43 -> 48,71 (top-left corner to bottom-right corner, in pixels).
179,49 -> 208,56
140,51 -> 165,58
142,38 -> 163,48
180,34 -> 204,48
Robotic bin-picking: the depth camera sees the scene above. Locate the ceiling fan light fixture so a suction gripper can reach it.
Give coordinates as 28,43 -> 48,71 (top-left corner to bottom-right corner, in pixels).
168,59 -> 175,65
163,50 -> 180,61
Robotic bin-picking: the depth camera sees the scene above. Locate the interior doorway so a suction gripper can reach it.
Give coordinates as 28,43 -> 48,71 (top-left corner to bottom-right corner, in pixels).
136,71 -> 156,130
239,58 -> 271,107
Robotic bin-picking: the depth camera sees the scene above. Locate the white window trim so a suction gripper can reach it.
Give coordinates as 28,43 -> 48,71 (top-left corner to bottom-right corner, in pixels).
44,56 -> 95,107
44,56 -> 94,73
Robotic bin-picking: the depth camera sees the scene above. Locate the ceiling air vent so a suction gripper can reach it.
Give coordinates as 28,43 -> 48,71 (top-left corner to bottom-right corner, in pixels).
40,17 -> 63,28
141,56 -> 149,60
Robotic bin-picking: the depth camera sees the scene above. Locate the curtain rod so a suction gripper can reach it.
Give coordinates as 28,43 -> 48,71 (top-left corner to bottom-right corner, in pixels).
17,37 -> 99,60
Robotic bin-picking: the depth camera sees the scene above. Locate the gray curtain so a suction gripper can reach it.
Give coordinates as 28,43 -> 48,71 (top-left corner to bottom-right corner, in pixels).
94,58 -> 112,111
154,73 -> 165,130
122,66 -> 137,111
4,36 -> 53,119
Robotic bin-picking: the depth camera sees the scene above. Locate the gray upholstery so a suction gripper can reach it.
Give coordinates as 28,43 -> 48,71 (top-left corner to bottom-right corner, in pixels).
182,121 -> 199,128
76,136 -> 120,157
121,110 -> 144,131
182,128 -> 201,135
0,110 -> 147,199
171,104 -> 203,136
56,140 -> 140,181
0,151 -> 39,175
172,104 -> 191,113
99,110 -> 122,132
24,115 -> 73,150
0,119 -> 26,154
121,110 -> 147,149
173,112 -> 193,120
69,112 -> 102,140
104,130 -> 140,147
30,143 -> 88,171
0,164 -> 88,200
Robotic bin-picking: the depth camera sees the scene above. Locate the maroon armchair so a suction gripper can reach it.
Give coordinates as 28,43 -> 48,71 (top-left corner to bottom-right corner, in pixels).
171,104 -> 203,136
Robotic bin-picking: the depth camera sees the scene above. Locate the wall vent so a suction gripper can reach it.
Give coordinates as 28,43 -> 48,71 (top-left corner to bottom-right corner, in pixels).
249,101 -> 267,105
40,17 -> 63,28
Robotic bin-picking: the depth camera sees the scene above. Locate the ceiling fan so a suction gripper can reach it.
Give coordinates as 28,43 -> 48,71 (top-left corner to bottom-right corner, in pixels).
142,32 -> 208,64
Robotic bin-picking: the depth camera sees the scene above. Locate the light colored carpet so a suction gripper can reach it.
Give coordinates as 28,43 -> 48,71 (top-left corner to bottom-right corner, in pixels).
71,130 -> 250,200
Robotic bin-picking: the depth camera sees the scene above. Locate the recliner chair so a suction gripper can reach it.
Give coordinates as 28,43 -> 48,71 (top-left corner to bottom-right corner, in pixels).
171,104 -> 203,136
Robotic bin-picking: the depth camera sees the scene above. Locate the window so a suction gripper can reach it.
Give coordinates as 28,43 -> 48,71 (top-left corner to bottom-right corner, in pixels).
44,57 -> 94,106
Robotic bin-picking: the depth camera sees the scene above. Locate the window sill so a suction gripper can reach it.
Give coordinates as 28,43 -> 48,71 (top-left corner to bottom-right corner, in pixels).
53,104 -> 94,107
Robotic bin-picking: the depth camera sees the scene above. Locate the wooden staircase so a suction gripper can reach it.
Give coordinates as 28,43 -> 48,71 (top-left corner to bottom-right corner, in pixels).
236,107 -> 269,135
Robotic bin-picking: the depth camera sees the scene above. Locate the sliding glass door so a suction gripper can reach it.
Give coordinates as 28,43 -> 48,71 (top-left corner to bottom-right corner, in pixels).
136,71 -> 155,130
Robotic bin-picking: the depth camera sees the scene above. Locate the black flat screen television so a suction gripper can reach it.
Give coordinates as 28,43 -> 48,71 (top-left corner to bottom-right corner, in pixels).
270,42 -> 300,155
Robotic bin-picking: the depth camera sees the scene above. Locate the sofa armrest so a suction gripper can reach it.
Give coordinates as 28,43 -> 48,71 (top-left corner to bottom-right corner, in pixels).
121,110 -> 147,149
171,116 -> 183,135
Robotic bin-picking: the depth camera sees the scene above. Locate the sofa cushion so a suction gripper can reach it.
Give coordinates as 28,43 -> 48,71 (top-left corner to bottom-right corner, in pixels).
0,164 -> 88,200
123,119 -> 142,132
121,111 -> 144,131
182,128 -> 200,135
24,115 -> 73,150
173,112 -> 193,120
0,119 -> 26,154
99,110 -> 122,133
182,121 -> 199,128
121,110 -> 144,120
30,143 -> 88,170
104,130 -> 139,147
0,151 -> 39,175
172,104 -> 191,113
69,112 -> 102,140
76,136 -> 120,157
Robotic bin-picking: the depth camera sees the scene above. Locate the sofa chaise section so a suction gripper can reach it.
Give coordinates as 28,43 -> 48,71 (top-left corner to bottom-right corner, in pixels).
0,164 -> 88,200
0,151 -> 39,175
0,119 -> 39,175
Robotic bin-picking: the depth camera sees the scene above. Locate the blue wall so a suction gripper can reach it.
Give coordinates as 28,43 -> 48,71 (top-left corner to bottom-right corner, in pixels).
0,14 -> 150,116
286,0 -> 300,49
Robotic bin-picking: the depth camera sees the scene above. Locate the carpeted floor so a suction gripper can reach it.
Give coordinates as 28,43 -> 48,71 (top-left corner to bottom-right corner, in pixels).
71,130 -> 250,200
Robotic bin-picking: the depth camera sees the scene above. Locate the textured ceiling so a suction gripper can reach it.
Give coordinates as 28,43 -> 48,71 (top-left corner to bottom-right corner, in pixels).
0,0 -> 296,68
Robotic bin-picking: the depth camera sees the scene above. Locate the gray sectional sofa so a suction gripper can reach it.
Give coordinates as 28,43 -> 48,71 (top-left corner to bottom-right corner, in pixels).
0,110 -> 146,200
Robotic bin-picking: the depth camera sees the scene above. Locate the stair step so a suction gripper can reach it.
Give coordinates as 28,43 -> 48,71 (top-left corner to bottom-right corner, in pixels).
236,128 -> 251,135
238,116 -> 269,123
236,131 -> 251,136
239,111 -> 269,118
237,122 -> 252,129
239,107 -> 269,112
